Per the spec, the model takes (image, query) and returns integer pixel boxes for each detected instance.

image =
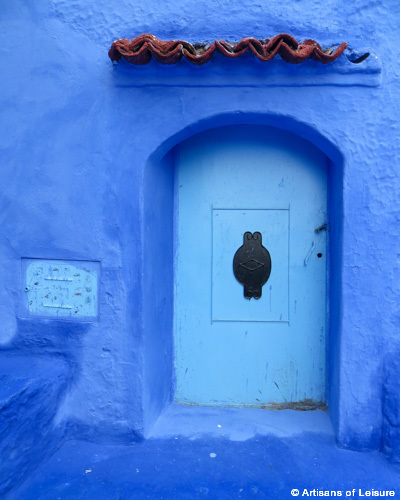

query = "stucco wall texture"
[1,0,400,458]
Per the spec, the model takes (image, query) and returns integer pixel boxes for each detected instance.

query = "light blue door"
[174,126,327,407]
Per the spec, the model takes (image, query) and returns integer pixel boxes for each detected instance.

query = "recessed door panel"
[174,126,327,407]
[212,209,289,322]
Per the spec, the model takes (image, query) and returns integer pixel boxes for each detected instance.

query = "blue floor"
[10,405,400,499]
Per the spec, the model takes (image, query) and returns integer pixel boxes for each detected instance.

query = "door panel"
[174,126,327,407]
[212,208,289,322]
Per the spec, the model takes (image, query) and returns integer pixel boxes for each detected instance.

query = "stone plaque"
[21,259,100,321]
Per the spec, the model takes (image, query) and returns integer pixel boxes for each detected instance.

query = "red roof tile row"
[108,33,347,66]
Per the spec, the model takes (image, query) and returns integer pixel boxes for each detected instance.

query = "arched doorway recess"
[142,118,343,433]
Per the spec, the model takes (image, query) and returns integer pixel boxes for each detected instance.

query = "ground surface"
[10,406,400,499]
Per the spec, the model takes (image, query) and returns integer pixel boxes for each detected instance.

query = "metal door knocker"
[233,232,271,299]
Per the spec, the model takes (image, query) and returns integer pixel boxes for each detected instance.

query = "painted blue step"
[0,355,69,496]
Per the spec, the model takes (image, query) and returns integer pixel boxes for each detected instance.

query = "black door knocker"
[233,232,271,299]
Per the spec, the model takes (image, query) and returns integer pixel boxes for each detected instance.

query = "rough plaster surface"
[0,355,69,496]
[0,0,400,476]
[11,435,400,499]
[382,353,400,462]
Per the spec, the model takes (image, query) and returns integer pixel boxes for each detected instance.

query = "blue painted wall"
[0,0,399,456]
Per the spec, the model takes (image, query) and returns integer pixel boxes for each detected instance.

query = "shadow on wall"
[382,351,400,463]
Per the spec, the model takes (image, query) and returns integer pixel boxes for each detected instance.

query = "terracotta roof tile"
[108,34,347,66]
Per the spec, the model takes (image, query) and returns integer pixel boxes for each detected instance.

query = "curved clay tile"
[108,34,347,66]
